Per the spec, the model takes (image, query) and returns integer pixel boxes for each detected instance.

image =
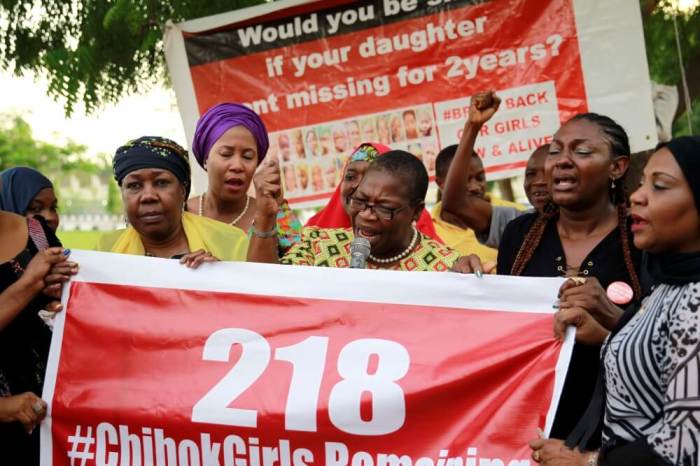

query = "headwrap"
[305,142,443,242]
[0,166,53,214]
[349,143,382,163]
[192,103,269,169]
[665,136,700,212]
[113,136,192,198]
[642,136,700,286]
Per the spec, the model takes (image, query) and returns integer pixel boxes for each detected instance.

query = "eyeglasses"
[348,196,409,221]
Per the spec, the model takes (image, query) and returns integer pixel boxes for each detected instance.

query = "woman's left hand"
[553,306,610,345]
[451,254,484,276]
[529,438,589,465]
[558,277,623,330]
[180,250,219,269]
[42,261,79,299]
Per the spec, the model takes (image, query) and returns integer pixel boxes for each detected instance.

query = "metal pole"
[673,12,694,135]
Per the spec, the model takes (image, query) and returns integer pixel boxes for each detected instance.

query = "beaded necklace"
[199,191,250,226]
[368,227,419,264]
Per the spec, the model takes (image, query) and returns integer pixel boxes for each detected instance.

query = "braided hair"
[510,113,642,300]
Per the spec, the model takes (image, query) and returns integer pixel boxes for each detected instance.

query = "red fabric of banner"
[189,0,585,131]
[48,280,563,466]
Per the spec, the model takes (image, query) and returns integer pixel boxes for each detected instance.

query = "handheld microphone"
[349,237,371,269]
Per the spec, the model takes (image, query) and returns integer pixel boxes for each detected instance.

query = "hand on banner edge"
[180,249,219,269]
[0,392,47,434]
[558,277,623,331]
[42,258,79,299]
[553,306,610,346]
[450,254,484,276]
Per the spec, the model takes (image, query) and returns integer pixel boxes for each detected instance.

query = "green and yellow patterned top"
[274,199,303,254]
[281,226,460,271]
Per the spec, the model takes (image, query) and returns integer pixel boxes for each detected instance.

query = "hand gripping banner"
[42,251,572,466]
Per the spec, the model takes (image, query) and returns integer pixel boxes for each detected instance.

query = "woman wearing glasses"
[249,150,461,271]
[305,142,440,241]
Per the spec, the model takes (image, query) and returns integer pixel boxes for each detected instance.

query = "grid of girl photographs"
[268,104,440,204]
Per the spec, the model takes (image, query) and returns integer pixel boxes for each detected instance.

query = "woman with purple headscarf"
[187,103,302,255]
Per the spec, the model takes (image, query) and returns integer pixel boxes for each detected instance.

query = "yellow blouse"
[96,211,248,261]
[431,197,526,264]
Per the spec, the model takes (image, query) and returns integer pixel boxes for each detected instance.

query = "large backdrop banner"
[165,0,657,207]
[42,251,571,466]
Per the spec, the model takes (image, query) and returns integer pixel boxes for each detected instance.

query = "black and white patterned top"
[602,282,699,465]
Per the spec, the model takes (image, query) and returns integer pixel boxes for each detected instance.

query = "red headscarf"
[306,143,442,242]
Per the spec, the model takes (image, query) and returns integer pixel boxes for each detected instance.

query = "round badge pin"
[607,281,633,305]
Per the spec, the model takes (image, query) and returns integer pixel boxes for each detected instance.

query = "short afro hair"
[366,150,428,203]
[435,145,481,180]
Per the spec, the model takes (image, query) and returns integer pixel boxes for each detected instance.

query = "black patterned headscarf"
[113,136,192,198]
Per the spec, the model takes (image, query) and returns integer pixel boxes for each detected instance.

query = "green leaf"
[0,0,267,114]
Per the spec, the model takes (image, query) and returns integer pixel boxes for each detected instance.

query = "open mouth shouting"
[354,223,383,249]
[225,177,246,193]
[552,173,578,193]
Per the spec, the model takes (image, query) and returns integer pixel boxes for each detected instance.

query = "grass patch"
[57,230,110,250]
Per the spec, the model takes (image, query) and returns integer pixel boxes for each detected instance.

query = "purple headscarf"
[192,103,269,169]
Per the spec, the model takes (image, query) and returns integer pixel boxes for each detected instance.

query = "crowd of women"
[0,91,698,466]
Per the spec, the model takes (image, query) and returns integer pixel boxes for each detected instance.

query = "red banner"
[172,0,585,205]
[42,251,571,466]
[189,0,584,127]
[166,0,657,206]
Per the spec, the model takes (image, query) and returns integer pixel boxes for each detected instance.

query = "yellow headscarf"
[97,211,248,261]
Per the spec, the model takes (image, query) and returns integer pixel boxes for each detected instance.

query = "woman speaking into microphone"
[248,150,475,272]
